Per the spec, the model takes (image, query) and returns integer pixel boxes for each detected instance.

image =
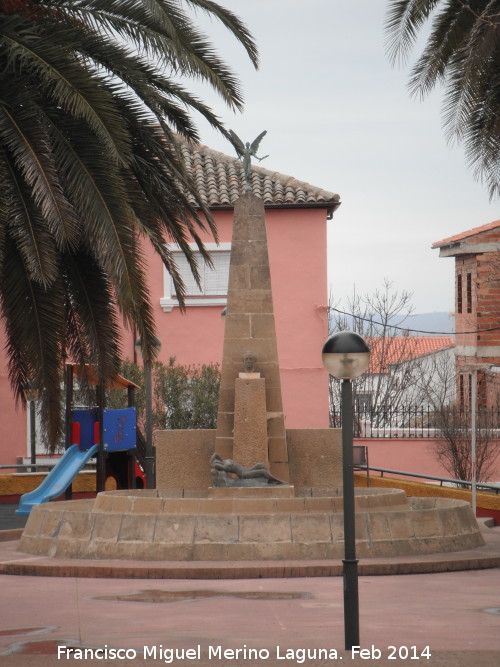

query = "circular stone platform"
[17,487,484,562]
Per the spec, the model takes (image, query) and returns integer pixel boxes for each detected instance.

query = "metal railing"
[361,464,500,494]
[0,461,96,472]
[1,430,148,477]
[330,404,500,439]
[0,463,57,472]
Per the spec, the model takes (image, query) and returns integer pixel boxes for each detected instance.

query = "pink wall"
[0,326,27,466]
[360,437,500,483]
[267,209,330,429]
[124,207,331,430]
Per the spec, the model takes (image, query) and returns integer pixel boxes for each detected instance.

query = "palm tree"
[0,0,257,445]
[385,0,500,199]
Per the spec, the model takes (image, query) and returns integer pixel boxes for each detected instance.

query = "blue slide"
[16,444,98,515]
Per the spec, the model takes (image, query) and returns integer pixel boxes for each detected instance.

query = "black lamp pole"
[144,357,154,489]
[341,377,359,650]
[135,336,161,490]
[23,383,38,473]
[29,399,36,473]
[322,330,370,652]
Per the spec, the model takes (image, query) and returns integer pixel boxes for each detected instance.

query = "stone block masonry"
[215,192,289,480]
[18,490,484,561]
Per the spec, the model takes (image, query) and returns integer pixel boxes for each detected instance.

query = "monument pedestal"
[233,375,268,467]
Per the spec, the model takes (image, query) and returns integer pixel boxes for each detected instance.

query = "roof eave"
[196,200,341,218]
[434,241,500,257]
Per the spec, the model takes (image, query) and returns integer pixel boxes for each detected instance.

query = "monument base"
[155,428,343,492]
[18,487,484,561]
[208,486,294,498]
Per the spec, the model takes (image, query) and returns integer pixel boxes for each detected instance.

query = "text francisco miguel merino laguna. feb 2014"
[57,644,433,662]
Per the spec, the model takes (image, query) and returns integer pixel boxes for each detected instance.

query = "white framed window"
[160,243,231,312]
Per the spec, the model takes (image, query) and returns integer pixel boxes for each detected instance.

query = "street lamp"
[135,335,161,489]
[23,383,39,473]
[322,331,370,651]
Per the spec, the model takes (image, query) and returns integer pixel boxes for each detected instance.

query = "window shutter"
[205,252,230,295]
[174,253,203,296]
[171,250,230,297]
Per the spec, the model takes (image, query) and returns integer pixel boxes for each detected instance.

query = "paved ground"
[0,568,499,666]
[0,505,499,666]
[0,504,27,531]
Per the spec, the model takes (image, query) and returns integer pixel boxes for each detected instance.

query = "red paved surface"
[0,525,499,666]
[0,570,499,665]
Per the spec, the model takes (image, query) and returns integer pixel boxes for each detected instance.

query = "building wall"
[455,250,500,357]
[0,206,331,465]
[454,236,500,408]
[0,325,26,465]
[361,347,456,408]
[454,254,477,350]
[361,437,500,483]
[476,250,500,357]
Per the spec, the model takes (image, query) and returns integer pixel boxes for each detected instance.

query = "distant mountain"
[329,311,455,336]
[404,312,455,335]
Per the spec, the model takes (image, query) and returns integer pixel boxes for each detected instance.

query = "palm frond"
[0,0,258,444]
[0,235,65,446]
[0,101,80,251]
[1,16,133,166]
[2,153,59,287]
[62,0,258,110]
[385,0,442,65]
[62,250,122,381]
[385,0,500,199]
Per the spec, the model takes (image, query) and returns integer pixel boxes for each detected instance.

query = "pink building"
[0,141,340,466]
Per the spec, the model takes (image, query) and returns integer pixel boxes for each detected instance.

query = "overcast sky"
[188,0,498,315]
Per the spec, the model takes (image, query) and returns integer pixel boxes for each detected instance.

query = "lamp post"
[471,368,477,517]
[23,383,38,473]
[135,336,161,489]
[462,364,488,517]
[322,331,370,651]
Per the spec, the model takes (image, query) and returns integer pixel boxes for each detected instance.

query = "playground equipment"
[15,444,99,515]
[16,364,145,515]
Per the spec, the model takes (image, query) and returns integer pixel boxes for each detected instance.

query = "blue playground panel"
[103,407,136,452]
[72,407,136,452]
[72,408,98,451]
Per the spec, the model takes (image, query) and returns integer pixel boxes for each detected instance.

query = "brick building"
[433,220,500,407]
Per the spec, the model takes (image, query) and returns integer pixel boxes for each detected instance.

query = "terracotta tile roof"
[367,336,455,374]
[178,140,341,216]
[432,220,500,248]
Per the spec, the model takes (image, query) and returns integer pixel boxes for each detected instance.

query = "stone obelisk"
[215,192,289,482]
